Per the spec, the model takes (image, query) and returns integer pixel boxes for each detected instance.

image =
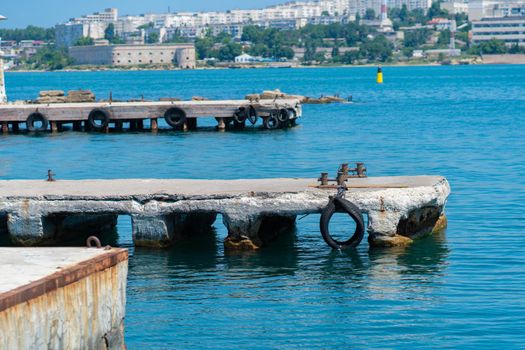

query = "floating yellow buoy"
[376,67,383,84]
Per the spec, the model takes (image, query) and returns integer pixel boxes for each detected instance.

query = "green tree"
[146,32,159,44]
[404,29,431,48]
[427,1,449,19]
[0,26,55,42]
[217,42,242,61]
[437,29,451,47]
[74,36,94,46]
[27,46,73,70]
[360,35,393,62]
[478,39,507,54]
[364,8,376,20]
[104,24,115,41]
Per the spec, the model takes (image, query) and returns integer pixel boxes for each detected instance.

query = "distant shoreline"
[5,58,524,73]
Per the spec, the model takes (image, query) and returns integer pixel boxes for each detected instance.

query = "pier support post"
[115,121,123,131]
[151,118,158,132]
[367,205,447,247]
[223,213,263,250]
[7,214,54,246]
[11,122,19,132]
[132,215,175,248]
[51,121,58,133]
[182,121,188,132]
[2,122,8,134]
[216,118,226,131]
[73,121,82,131]
[132,212,218,248]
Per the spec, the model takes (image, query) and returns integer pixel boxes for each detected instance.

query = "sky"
[0,0,287,28]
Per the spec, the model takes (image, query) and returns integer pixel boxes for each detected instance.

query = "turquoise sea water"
[1,65,525,348]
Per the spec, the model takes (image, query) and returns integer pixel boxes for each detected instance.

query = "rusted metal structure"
[0,98,302,133]
[0,246,128,349]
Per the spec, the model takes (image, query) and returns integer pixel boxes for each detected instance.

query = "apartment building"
[471,16,525,46]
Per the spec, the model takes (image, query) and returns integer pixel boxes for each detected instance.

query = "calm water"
[1,66,525,348]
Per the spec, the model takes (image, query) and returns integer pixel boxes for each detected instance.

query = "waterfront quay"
[0,176,450,249]
[0,98,302,133]
[0,247,128,349]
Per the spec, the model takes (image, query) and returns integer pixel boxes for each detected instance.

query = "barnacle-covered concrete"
[0,176,450,249]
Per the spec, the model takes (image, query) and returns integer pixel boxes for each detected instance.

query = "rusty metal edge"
[0,248,128,313]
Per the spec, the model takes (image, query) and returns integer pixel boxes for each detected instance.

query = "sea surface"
[1,65,525,349]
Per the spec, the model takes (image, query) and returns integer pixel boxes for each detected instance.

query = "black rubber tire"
[320,197,365,250]
[87,108,110,130]
[247,106,259,125]
[263,114,281,129]
[26,112,49,132]
[233,107,248,123]
[164,107,187,128]
[277,108,291,123]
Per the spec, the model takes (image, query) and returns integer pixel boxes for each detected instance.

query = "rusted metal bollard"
[357,162,367,177]
[47,170,56,182]
[319,172,329,186]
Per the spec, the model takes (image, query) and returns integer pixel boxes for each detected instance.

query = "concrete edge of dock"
[0,248,129,349]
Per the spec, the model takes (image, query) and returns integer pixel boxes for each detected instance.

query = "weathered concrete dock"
[0,98,301,133]
[0,247,128,349]
[0,176,450,249]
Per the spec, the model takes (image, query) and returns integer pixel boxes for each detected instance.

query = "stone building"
[68,44,196,68]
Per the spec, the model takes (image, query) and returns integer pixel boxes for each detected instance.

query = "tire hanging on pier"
[233,107,248,123]
[263,113,281,130]
[320,197,365,250]
[164,107,187,129]
[26,112,49,132]
[277,108,291,123]
[247,105,259,125]
[87,108,111,130]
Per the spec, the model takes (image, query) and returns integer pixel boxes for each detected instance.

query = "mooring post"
[151,118,158,132]
[217,118,226,131]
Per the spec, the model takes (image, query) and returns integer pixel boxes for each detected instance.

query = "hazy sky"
[0,0,287,28]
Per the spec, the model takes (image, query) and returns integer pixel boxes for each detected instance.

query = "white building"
[440,1,469,14]
[471,16,525,46]
[56,8,118,47]
[469,0,525,21]
[235,53,255,63]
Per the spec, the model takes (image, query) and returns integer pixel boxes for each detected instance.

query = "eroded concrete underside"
[0,176,450,249]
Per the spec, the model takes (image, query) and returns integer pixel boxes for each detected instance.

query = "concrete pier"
[0,247,128,349]
[0,176,450,249]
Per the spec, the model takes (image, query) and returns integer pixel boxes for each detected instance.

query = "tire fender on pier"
[164,107,187,128]
[320,197,365,250]
[87,108,111,130]
[263,113,281,130]
[26,112,49,132]
[233,107,248,123]
[277,108,291,123]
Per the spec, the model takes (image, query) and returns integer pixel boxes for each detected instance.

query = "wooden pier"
[0,98,302,133]
[0,176,450,249]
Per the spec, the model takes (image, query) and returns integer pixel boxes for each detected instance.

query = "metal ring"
[86,236,102,248]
